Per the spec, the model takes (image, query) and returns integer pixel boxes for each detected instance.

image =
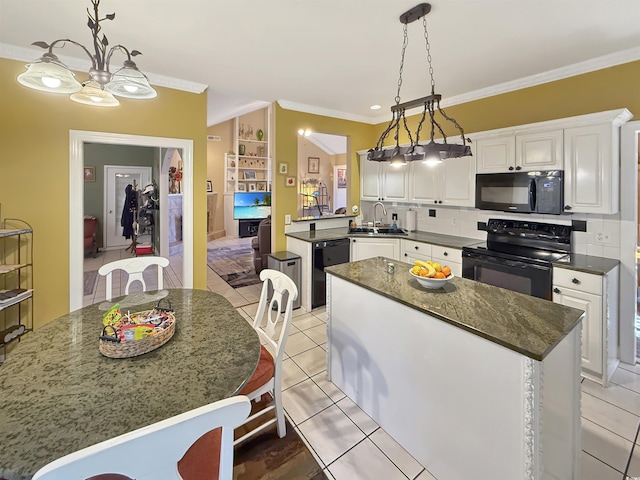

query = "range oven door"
[462,250,552,300]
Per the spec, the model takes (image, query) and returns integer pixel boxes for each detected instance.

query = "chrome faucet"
[373,202,387,229]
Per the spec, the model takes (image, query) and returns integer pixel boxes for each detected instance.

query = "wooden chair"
[98,256,169,301]
[234,269,298,445]
[32,396,251,480]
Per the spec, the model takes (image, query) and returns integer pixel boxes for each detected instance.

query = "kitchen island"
[325,257,584,480]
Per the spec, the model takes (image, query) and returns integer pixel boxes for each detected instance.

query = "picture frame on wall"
[337,168,347,188]
[308,156,319,174]
[279,162,288,175]
[244,170,256,180]
[257,182,266,192]
[238,183,246,191]
[206,180,213,193]
[285,177,296,187]
[84,166,96,182]
[249,183,257,192]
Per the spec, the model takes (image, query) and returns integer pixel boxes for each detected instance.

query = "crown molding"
[368,46,640,125]
[277,100,374,125]
[0,43,207,94]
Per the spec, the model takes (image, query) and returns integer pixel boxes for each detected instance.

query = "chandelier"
[367,3,471,166]
[17,0,157,107]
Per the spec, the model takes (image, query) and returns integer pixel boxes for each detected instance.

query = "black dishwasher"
[312,238,350,309]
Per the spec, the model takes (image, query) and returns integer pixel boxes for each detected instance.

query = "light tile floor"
[84,238,640,480]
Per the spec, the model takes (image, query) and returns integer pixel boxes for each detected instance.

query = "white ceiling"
[1,1,640,127]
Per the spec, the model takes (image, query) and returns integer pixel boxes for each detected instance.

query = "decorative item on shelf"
[257,182,266,192]
[244,170,256,180]
[238,183,246,191]
[230,159,235,167]
[16,0,156,107]
[247,124,254,139]
[168,166,182,194]
[308,156,320,174]
[257,145,265,157]
[286,177,296,187]
[367,3,471,166]
[239,123,245,139]
[239,144,246,155]
[256,129,264,141]
[279,162,288,175]
[249,183,257,192]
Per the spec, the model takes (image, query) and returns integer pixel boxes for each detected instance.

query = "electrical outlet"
[594,231,611,244]
[451,217,457,226]
[284,214,291,225]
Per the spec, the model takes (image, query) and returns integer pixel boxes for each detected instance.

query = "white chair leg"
[274,387,286,438]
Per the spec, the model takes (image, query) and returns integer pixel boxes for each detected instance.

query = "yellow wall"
[273,104,375,250]
[207,119,234,237]
[0,57,208,328]
[376,60,640,145]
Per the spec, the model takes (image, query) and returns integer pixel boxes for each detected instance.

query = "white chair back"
[98,256,169,300]
[32,396,250,480]
[234,269,298,445]
[253,269,299,366]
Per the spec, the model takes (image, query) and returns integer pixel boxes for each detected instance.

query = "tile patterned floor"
[84,239,640,480]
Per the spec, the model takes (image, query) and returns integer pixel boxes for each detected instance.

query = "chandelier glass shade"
[16,0,156,106]
[367,3,471,165]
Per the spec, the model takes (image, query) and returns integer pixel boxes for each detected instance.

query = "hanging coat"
[121,184,137,239]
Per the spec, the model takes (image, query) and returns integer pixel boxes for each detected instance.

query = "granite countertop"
[553,253,619,275]
[286,227,480,249]
[326,257,584,361]
[0,289,260,480]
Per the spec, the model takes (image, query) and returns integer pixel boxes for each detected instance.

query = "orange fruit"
[441,266,451,277]
[434,272,445,279]
[419,268,430,277]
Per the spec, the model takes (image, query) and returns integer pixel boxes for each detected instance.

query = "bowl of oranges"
[409,260,454,289]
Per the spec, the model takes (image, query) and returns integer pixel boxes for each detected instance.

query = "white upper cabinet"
[360,154,408,202]
[475,135,516,173]
[516,129,563,171]
[476,129,562,173]
[409,154,475,207]
[563,123,617,214]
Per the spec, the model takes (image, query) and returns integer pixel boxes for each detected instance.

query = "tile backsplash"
[361,200,622,260]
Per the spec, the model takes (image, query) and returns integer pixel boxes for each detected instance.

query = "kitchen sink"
[348,227,408,235]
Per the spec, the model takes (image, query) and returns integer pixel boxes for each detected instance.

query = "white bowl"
[409,268,454,289]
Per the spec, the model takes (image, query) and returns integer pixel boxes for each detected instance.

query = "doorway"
[104,166,152,249]
[70,131,194,312]
[297,133,348,217]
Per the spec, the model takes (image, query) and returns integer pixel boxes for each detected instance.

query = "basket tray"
[99,309,176,359]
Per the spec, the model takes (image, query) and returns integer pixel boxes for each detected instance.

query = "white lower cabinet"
[552,265,619,386]
[350,237,400,262]
[400,240,462,277]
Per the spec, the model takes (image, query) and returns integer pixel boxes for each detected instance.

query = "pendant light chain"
[395,22,409,105]
[423,16,435,94]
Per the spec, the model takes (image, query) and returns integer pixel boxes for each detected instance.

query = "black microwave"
[475,170,564,214]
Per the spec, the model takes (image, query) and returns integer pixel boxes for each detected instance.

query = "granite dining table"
[0,288,260,480]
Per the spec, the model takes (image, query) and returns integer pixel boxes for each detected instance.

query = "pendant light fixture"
[17,0,157,106]
[367,3,471,165]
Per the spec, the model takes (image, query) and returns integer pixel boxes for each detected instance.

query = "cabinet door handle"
[564,205,572,211]
[443,252,448,256]
[414,246,419,250]
[352,239,356,243]
[508,166,514,171]
[553,287,561,294]
[404,253,408,257]
[571,278,580,284]
[515,166,521,171]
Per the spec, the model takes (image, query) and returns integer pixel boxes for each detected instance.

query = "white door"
[104,166,152,249]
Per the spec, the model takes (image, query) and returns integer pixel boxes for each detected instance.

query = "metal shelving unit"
[0,214,33,363]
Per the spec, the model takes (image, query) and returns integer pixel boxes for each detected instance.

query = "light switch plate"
[284,214,291,225]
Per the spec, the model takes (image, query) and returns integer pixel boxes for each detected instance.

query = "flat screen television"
[233,191,271,220]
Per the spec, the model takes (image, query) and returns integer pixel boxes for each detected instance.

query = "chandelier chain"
[423,16,435,92]
[395,22,409,105]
